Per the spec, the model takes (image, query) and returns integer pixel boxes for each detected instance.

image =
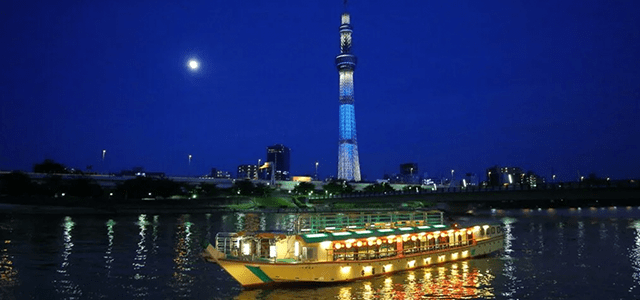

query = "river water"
[1,206,640,299]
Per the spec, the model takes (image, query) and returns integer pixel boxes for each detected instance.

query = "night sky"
[1,0,639,181]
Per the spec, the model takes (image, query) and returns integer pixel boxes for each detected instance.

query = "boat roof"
[300,224,451,243]
[296,210,445,234]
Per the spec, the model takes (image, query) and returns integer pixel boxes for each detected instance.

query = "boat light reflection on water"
[333,261,496,300]
[54,216,81,297]
[174,215,194,273]
[133,214,148,271]
[631,221,640,293]
[105,219,115,276]
[501,217,517,299]
[0,228,17,287]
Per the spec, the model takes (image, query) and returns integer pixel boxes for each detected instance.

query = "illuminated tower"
[336,5,361,181]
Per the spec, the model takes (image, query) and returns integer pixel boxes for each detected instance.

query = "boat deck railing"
[296,210,444,233]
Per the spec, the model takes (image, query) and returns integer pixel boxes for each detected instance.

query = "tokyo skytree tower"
[335,3,361,182]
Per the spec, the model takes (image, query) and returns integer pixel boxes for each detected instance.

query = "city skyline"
[1,1,639,181]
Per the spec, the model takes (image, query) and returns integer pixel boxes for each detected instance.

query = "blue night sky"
[1,0,639,181]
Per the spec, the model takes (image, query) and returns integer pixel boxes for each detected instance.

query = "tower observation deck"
[336,9,361,182]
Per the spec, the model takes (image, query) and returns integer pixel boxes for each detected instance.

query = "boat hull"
[210,235,503,287]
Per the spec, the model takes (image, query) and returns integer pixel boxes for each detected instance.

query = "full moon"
[188,60,199,70]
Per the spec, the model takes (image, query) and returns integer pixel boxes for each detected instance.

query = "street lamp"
[410,167,414,184]
[101,149,107,175]
[315,161,319,180]
[187,154,193,177]
[257,159,262,180]
[451,169,455,187]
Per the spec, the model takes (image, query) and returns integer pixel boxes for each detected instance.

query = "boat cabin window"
[403,239,419,254]
[302,247,317,261]
[259,239,270,258]
[379,241,397,258]
[269,245,276,258]
[332,239,399,261]
[333,246,347,261]
[438,235,450,248]
[427,236,436,250]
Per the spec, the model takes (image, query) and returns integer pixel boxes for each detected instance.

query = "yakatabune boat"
[203,210,503,287]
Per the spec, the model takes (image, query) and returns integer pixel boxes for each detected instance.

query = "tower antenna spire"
[343,0,348,11]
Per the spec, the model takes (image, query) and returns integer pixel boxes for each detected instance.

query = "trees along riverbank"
[0,160,430,211]
[0,172,430,212]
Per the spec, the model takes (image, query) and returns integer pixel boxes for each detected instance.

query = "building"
[486,166,524,186]
[485,166,546,188]
[210,168,231,179]
[463,173,478,187]
[524,171,545,188]
[237,164,258,180]
[266,144,290,181]
[399,163,419,184]
[336,7,362,182]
